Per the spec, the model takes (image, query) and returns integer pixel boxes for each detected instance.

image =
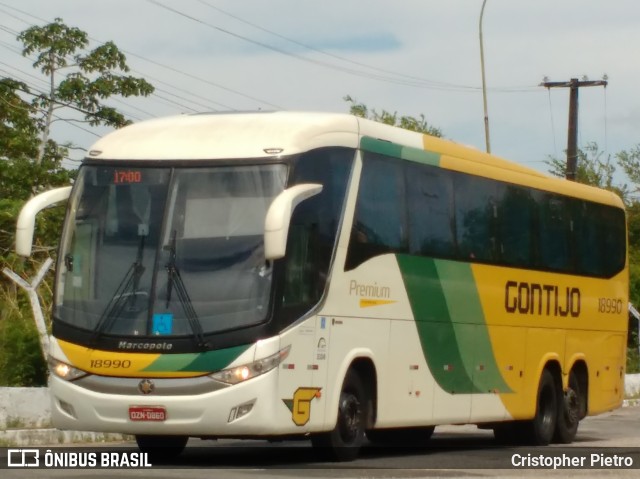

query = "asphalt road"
[3,406,639,479]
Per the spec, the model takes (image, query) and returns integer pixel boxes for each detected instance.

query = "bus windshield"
[55,163,287,338]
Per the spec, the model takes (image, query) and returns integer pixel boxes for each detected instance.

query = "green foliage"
[18,18,154,163]
[344,95,443,137]
[0,79,39,161]
[616,145,640,187]
[0,18,155,386]
[545,142,629,202]
[628,346,639,374]
[0,285,47,386]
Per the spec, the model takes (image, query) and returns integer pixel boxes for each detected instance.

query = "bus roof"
[86,111,624,209]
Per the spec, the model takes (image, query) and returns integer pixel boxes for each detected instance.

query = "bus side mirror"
[264,183,323,260]
[15,186,73,257]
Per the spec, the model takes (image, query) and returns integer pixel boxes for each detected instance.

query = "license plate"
[129,406,166,421]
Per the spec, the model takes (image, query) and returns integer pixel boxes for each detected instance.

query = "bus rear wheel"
[135,435,188,461]
[554,371,581,443]
[522,369,558,445]
[311,370,367,461]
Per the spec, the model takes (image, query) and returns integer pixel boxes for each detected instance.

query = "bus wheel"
[135,435,188,461]
[554,371,581,443]
[523,369,558,445]
[311,370,367,461]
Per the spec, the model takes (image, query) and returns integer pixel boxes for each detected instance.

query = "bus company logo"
[7,449,39,468]
[504,280,581,317]
[138,379,155,395]
[282,387,322,426]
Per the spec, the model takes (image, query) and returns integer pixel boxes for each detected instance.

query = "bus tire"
[311,369,367,461]
[522,369,558,445]
[554,371,581,444]
[135,435,188,461]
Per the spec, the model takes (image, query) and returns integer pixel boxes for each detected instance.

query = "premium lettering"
[504,280,580,317]
[349,280,390,298]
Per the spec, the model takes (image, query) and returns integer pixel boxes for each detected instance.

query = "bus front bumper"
[49,371,293,437]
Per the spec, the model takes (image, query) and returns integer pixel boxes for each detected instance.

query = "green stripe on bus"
[360,136,403,158]
[397,255,511,394]
[360,136,440,166]
[142,344,251,372]
[401,146,440,166]
[435,261,511,393]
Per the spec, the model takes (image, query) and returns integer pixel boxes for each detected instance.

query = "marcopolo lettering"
[118,341,173,351]
[505,280,580,317]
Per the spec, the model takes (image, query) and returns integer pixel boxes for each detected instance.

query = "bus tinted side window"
[405,163,455,258]
[344,148,625,278]
[498,185,535,267]
[345,153,407,270]
[538,194,572,272]
[454,174,499,262]
[282,147,355,309]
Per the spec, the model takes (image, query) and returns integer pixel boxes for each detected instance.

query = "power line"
[148,0,483,92]
[0,4,280,110]
[173,0,539,94]
[196,0,476,92]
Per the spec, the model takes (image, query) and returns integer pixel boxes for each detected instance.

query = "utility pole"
[540,77,607,181]
[479,0,491,154]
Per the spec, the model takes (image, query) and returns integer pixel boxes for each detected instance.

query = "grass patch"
[628,347,640,374]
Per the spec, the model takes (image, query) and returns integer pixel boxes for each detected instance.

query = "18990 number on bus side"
[598,297,624,314]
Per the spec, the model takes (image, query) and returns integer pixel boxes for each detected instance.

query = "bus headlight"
[210,345,290,385]
[48,356,88,381]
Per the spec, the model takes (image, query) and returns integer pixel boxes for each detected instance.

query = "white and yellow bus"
[17,112,627,460]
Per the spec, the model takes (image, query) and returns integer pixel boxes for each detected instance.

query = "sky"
[0,0,638,176]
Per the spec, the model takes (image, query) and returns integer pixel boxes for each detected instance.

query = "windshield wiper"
[165,230,208,349]
[92,234,147,344]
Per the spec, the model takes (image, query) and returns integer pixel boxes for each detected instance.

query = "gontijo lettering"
[505,280,580,317]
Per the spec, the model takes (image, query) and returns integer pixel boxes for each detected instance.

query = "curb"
[0,429,129,447]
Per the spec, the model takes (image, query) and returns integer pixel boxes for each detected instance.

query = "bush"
[628,347,640,374]
[0,302,47,387]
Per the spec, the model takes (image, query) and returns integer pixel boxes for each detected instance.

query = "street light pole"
[479,0,491,154]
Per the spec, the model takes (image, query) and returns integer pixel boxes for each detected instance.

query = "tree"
[18,18,154,164]
[616,145,640,191]
[0,19,156,386]
[545,142,629,203]
[344,95,443,137]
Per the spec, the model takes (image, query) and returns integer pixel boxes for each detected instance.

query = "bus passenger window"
[454,175,498,262]
[406,164,455,258]
[538,195,571,272]
[345,154,407,270]
[498,186,534,267]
